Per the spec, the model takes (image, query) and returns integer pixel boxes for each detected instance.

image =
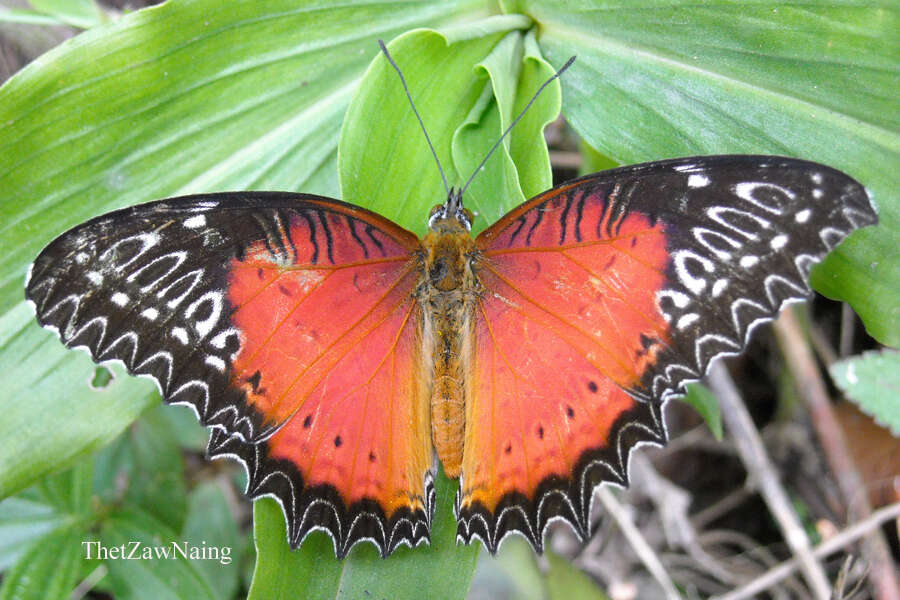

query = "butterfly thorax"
[418,211,480,478]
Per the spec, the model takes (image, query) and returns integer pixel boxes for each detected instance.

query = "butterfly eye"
[428,204,446,228]
[456,207,474,231]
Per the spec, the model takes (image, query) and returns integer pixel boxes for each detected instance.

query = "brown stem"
[774,307,899,600]
[708,361,833,598]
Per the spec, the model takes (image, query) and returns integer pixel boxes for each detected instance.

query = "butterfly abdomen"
[419,228,479,478]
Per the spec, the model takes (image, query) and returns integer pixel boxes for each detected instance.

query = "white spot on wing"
[795,209,811,223]
[184,215,207,229]
[770,234,788,250]
[141,307,159,321]
[111,292,129,306]
[171,327,189,345]
[87,271,103,285]
[677,313,700,330]
[205,355,226,372]
[687,174,710,188]
[712,278,728,297]
[739,255,759,268]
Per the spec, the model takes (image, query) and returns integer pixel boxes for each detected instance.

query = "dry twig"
[775,307,900,600]
[708,361,833,598]
[712,502,900,600]
[595,485,681,599]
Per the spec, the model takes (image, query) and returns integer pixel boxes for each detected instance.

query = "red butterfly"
[26,48,877,558]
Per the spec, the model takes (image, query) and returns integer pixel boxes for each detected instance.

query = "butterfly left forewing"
[27,193,435,557]
[460,156,876,552]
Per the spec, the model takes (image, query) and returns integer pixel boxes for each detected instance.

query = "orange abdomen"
[431,372,466,477]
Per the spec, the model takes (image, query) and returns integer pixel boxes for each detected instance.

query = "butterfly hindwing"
[26,192,435,556]
[458,155,876,551]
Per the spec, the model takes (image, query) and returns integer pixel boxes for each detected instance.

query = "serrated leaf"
[830,349,900,437]
[528,0,899,346]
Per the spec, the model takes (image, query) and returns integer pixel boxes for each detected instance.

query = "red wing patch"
[25,192,434,557]
[222,205,433,556]
[460,184,671,551]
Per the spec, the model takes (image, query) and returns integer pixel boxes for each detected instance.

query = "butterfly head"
[428,187,473,233]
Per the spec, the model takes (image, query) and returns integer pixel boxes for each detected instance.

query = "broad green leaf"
[28,0,104,29]
[249,470,479,600]
[449,28,560,223]
[100,508,217,600]
[0,302,157,497]
[182,483,243,599]
[248,499,342,600]
[0,0,487,497]
[161,403,212,452]
[452,31,529,219]
[0,7,68,25]
[830,349,900,437]
[125,406,188,532]
[472,537,544,600]
[0,497,67,572]
[546,550,609,600]
[527,1,899,346]
[682,383,724,441]
[578,139,618,175]
[339,15,533,234]
[0,526,84,600]
[34,451,93,515]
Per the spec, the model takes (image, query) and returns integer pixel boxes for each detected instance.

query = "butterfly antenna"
[459,56,576,198]
[378,39,451,198]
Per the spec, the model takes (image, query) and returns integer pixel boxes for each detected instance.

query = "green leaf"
[0,7,68,26]
[34,451,93,515]
[830,349,900,437]
[0,0,486,498]
[528,1,900,346]
[28,0,104,29]
[100,508,217,600]
[250,469,479,600]
[182,483,243,599]
[339,15,536,234]
[0,302,157,498]
[682,383,724,441]
[546,550,609,600]
[472,537,544,600]
[248,499,342,600]
[125,406,188,532]
[0,526,84,600]
[160,404,212,452]
[0,497,67,572]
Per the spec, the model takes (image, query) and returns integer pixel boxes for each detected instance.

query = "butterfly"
[26,154,877,558]
[25,47,878,558]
